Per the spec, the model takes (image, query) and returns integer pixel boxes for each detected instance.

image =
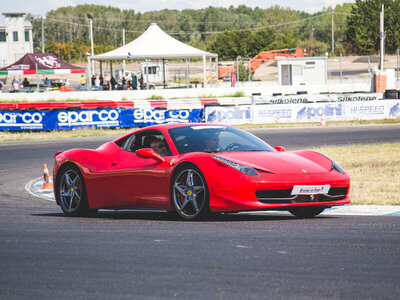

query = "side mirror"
[274,146,286,152]
[136,148,165,163]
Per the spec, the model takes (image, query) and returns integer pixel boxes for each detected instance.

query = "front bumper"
[207,170,350,212]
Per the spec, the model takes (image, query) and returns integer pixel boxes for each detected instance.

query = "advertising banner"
[0,108,202,131]
[203,105,252,125]
[253,93,383,105]
[204,100,400,125]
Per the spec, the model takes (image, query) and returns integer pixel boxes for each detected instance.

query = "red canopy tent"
[0,53,85,75]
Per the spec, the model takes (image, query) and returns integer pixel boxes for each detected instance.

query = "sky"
[0,0,355,18]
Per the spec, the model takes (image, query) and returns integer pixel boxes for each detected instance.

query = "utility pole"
[380,4,385,71]
[41,17,44,53]
[87,13,95,74]
[331,12,334,54]
[122,27,126,76]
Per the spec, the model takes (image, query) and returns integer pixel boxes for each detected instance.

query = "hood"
[217,151,329,174]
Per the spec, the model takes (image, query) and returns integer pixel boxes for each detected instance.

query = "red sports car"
[53,123,350,220]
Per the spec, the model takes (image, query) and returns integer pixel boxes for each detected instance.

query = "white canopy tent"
[91,23,218,88]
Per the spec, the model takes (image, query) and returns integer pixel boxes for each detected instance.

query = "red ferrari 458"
[53,123,350,220]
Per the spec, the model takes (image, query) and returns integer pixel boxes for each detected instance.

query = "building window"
[0,31,6,42]
[13,31,18,42]
[25,30,29,42]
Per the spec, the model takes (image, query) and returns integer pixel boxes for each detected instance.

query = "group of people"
[80,73,144,91]
[112,73,144,90]
[10,77,31,92]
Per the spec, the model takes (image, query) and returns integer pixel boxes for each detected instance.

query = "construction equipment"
[246,48,308,73]
[218,62,236,81]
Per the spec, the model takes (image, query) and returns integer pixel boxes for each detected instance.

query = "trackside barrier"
[204,100,400,124]
[0,93,384,111]
[0,108,203,131]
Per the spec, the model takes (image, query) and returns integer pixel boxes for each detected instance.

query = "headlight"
[331,160,345,174]
[213,156,259,177]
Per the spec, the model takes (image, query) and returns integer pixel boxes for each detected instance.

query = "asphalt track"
[1,124,400,299]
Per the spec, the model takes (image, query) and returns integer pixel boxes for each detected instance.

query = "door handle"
[111,161,118,166]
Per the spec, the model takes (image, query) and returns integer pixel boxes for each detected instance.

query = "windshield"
[168,125,274,154]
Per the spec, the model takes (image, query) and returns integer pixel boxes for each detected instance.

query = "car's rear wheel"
[289,206,325,218]
[57,165,94,217]
[172,165,209,220]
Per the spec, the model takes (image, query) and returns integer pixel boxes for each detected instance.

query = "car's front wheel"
[289,206,325,218]
[172,165,210,220]
[56,165,94,217]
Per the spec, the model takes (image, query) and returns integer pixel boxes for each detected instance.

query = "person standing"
[22,78,30,87]
[132,73,137,90]
[44,77,51,86]
[231,72,236,87]
[139,73,144,90]
[80,75,86,86]
[94,76,100,87]
[12,77,19,92]
[110,76,117,90]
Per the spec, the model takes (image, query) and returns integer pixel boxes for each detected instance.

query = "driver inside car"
[204,133,220,152]
[150,138,168,156]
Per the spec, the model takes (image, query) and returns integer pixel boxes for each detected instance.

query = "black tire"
[56,165,94,217]
[289,206,325,218]
[171,165,210,220]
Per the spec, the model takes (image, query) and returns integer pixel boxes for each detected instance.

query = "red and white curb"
[26,177,400,216]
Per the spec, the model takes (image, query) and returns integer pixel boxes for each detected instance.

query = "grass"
[148,95,164,100]
[310,142,400,206]
[237,118,400,129]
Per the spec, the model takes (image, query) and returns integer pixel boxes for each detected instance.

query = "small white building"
[277,56,327,85]
[141,61,169,83]
[0,13,33,66]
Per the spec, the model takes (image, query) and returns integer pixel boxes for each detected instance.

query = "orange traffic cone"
[42,163,53,190]
[320,113,326,126]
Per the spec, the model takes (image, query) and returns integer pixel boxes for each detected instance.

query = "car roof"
[113,123,228,143]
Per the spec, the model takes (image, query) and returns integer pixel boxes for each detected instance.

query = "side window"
[122,130,171,156]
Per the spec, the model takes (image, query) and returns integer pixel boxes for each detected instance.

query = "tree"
[346,0,400,54]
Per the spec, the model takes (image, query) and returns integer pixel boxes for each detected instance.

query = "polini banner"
[0,108,203,131]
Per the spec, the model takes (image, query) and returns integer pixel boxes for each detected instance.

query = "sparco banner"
[0,108,202,131]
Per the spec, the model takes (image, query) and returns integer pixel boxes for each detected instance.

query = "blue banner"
[0,108,203,131]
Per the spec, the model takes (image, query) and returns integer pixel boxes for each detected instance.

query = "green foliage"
[148,95,164,100]
[346,0,400,54]
[298,40,328,56]
[238,63,252,81]
[25,2,400,60]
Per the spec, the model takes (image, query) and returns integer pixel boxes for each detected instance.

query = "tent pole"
[202,55,206,88]
[88,57,92,91]
[145,59,149,90]
[209,57,212,88]
[110,60,113,90]
[100,61,102,76]
[163,59,166,89]
[216,56,219,86]
[186,59,189,88]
